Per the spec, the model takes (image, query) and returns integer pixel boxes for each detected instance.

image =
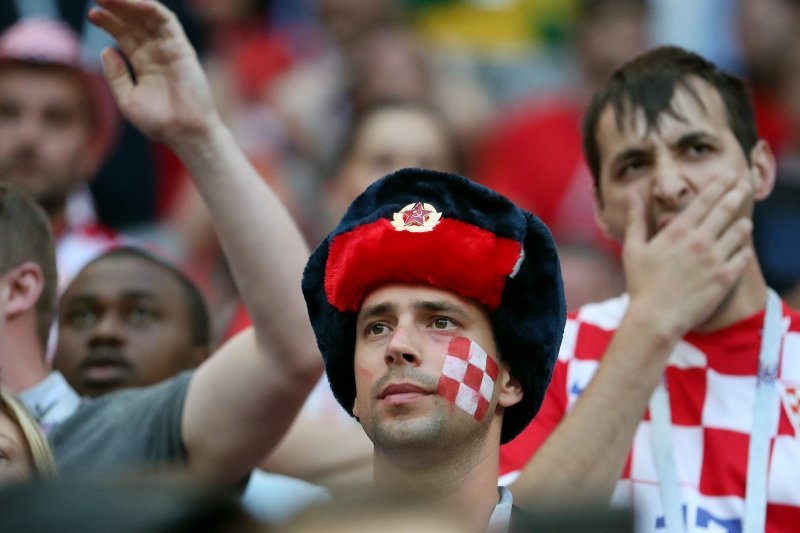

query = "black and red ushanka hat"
[302,168,566,443]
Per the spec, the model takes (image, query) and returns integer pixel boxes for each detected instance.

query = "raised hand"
[622,172,754,338]
[89,0,219,144]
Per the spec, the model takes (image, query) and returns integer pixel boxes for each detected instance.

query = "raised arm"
[511,173,754,508]
[90,0,322,483]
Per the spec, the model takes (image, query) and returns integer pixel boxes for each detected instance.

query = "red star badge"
[391,202,442,232]
[402,202,432,227]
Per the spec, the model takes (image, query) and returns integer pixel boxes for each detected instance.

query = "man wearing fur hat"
[302,168,567,531]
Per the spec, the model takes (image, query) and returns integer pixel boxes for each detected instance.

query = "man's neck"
[373,442,502,531]
[0,323,49,394]
[693,255,769,334]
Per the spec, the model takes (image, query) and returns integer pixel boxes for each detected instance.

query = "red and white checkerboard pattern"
[783,385,800,436]
[438,336,499,421]
[499,294,800,532]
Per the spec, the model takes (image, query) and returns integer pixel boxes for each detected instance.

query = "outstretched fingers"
[90,0,178,58]
[88,6,140,53]
[94,0,172,36]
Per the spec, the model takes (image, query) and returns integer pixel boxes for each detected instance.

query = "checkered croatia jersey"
[499,294,800,533]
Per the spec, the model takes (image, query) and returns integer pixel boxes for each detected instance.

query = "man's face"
[352,284,505,452]
[54,255,203,397]
[594,79,770,242]
[0,64,93,213]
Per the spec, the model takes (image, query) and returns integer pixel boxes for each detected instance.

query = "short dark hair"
[582,46,759,196]
[0,183,57,351]
[81,246,211,349]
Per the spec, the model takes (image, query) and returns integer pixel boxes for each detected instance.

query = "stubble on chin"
[365,397,452,451]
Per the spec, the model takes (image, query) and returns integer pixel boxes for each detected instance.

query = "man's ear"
[2,262,44,319]
[496,364,523,409]
[749,139,777,201]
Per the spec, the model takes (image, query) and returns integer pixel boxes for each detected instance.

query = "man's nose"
[88,313,125,344]
[384,324,422,367]
[652,158,690,209]
[16,114,44,145]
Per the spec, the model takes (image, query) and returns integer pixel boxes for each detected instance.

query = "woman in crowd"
[0,390,58,485]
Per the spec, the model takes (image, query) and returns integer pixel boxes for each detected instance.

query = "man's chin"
[77,369,134,398]
[369,415,444,449]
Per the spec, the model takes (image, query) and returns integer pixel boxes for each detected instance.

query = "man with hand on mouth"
[302,168,567,531]
[504,46,800,532]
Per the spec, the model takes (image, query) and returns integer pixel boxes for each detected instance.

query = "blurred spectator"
[53,246,211,398]
[49,243,367,524]
[270,2,489,199]
[0,18,118,290]
[0,390,58,485]
[0,475,267,533]
[473,0,648,248]
[279,490,472,533]
[0,0,206,233]
[4,0,323,489]
[752,30,800,309]
[405,0,579,104]
[736,0,800,155]
[318,99,463,240]
[161,0,315,343]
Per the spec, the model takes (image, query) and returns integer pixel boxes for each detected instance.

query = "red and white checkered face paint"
[438,336,499,421]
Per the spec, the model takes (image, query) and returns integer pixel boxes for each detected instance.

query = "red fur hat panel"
[325,216,523,313]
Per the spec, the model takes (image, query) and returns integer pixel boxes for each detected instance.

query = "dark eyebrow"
[413,300,467,318]
[356,302,397,325]
[119,291,160,302]
[65,291,159,306]
[674,130,716,148]
[611,147,650,168]
[356,299,469,325]
[62,294,98,307]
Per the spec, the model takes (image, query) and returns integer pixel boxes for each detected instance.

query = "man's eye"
[127,307,156,326]
[43,108,76,130]
[431,317,456,330]
[687,143,713,156]
[618,159,647,178]
[67,309,97,329]
[366,323,390,336]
